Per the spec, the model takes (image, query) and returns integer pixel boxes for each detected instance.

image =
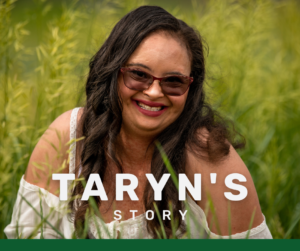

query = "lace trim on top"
[69,107,81,175]
[88,212,148,239]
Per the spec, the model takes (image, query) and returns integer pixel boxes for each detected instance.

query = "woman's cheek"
[170,97,187,115]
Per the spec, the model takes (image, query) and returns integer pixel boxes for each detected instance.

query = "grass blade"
[153,202,167,239]
[20,194,65,239]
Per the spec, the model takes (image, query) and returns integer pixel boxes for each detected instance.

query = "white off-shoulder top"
[4,107,273,239]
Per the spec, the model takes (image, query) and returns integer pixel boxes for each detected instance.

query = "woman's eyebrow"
[127,63,152,71]
[165,71,184,76]
[126,63,185,76]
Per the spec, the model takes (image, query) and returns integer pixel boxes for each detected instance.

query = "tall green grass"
[0,0,299,238]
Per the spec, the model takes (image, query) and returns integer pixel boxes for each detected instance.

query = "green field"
[0,0,300,239]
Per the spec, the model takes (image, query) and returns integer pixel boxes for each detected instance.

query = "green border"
[1,240,299,251]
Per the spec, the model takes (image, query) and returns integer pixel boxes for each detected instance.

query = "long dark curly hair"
[69,5,244,238]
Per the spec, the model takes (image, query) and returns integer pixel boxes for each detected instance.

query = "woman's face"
[118,31,191,137]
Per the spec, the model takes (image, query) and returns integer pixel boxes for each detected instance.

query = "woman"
[5,6,272,239]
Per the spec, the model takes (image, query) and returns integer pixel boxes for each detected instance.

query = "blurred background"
[0,0,299,239]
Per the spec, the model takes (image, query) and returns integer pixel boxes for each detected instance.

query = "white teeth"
[137,102,162,111]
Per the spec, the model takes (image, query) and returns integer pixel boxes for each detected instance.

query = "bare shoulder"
[185,127,264,236]
[24,108,84,196]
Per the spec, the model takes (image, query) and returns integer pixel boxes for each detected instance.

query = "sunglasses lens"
[121,68,191,96]
[161,76,189,96]
[123,70,151,91]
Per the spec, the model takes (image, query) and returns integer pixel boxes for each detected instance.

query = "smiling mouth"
[136,101,164,111]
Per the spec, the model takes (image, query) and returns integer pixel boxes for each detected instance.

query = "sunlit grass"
[0,0,299,239]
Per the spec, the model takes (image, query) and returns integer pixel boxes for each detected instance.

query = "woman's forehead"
[126,32,191,75]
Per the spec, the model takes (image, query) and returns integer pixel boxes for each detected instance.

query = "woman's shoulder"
[185,126,264,236]
[24,108,84,196]
[185,126,251,182]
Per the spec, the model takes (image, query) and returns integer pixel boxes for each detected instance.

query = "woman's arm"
[5,110,78,239]
[24,110,73,195]
[185,128,265,237]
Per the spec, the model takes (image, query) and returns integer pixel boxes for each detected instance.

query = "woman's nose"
[142,80,164,98]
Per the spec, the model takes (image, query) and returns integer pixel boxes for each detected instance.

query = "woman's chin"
[133,122,167,135]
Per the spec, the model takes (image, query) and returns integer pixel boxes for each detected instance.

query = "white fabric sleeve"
[186,195,273,239]
[207,215,273,239]
[4,176,73,239]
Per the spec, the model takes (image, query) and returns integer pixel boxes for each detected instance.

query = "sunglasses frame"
[120,67,194,96]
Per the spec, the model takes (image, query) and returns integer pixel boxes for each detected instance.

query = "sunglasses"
[120,67,193,96]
